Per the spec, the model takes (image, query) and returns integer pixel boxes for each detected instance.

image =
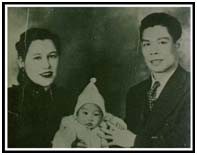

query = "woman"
[8,28,73,148]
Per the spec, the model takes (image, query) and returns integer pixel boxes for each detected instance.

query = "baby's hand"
[71,138,87,148]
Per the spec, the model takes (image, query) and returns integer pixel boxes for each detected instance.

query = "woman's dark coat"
[8,81,74,148]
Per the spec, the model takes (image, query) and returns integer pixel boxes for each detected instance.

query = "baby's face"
[77,103,103,130]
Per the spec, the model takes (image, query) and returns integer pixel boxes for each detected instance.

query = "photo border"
[2,2,195,153]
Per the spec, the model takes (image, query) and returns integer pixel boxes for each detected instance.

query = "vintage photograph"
[4,3,193,152]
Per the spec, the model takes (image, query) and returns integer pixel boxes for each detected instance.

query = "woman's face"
[23,39,59,87]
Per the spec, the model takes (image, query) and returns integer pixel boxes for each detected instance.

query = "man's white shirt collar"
[151,66,178,98]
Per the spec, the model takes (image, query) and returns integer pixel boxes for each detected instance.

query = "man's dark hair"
[16,27,60,60]
[140,12,182,42]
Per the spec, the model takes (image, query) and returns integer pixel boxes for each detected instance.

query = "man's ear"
[175,39,181,49]
[17,56,25,68]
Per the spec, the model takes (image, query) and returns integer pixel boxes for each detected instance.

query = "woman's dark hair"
[139,12,182,42]
[16,27,60,60]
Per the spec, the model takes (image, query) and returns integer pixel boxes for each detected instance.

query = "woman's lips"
[40,71,53,78]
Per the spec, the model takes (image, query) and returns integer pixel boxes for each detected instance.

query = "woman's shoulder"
[52,85,69,99]
[8,85,22,103]
[8,85,22,115]
[8,85,21,95]
[52,85,76,114]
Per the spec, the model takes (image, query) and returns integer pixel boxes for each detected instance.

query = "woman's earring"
[18,56,25,68]
[22,67,25,75]
[21,67,25,80]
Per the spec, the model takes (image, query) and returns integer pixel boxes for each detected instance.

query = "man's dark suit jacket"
[125,66,190,148]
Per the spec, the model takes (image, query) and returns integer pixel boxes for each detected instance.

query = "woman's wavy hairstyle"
[16,27,60,61]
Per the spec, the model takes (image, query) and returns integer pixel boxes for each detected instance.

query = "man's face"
[141,25,178,73]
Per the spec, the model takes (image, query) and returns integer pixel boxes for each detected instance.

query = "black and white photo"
[3,3,194,152]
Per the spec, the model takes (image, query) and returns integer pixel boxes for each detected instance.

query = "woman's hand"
[98,122,136,148]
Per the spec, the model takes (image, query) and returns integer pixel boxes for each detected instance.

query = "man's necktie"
[147,81,160,111]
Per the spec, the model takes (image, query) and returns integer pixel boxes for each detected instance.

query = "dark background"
[8,7,191,118]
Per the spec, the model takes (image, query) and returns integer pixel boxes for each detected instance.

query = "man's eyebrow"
[49,51,58,54]
[142,37,170,42]
[158,37,170,40]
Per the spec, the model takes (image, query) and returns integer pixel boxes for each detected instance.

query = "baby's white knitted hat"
[74,77,105,116]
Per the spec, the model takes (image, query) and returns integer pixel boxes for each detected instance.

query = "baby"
[52,78,127,148]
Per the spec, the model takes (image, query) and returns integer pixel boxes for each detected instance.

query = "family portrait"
[5,3,193,151]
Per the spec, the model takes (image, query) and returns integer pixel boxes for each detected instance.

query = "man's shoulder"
[184,69,190,86]
[133,79,150,88]
[172,66,190,90]
[127,78,150,94]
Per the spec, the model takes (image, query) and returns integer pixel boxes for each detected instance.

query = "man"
[100,12,190,148]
